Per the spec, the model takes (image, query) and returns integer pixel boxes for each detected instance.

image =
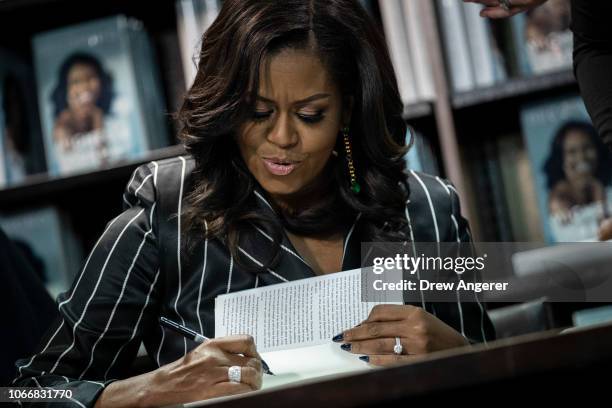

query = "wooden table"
[184,323,612,407]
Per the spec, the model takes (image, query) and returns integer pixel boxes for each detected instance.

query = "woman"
[51,52,113,154]
[13,0,494,406]
[544,121,612,222]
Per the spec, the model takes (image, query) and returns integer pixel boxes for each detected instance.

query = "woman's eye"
[251,109,325,123]
[252,110,272,121]
[297,110,325,124]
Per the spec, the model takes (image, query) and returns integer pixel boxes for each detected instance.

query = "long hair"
[51,52,114,118]
[179,0,410,273]
[543,120,612,190]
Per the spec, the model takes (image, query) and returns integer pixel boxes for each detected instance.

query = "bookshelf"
[452,69,577,109]
[0,144,185,206]
[0,0,586,251]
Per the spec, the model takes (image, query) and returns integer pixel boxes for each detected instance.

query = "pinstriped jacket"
[13,155,495,407]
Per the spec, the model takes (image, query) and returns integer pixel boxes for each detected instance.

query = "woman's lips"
[262,158,300,176]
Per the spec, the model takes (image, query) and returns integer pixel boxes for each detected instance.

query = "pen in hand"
[159,316,274,375]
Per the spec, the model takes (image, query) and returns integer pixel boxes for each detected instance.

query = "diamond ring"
[228,365,241,383]
[393,337,403,355]
[499,0,512,12]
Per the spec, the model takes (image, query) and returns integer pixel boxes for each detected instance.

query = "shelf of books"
[1,0,607,298]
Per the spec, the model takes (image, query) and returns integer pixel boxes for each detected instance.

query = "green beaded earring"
[342,126,361,194]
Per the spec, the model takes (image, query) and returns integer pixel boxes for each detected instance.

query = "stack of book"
[31,15,169,178]
[520,95,612,242]
[465,93,611,243]
[435,0,572,93]
[509,0,573,76]
[436,0,507,93]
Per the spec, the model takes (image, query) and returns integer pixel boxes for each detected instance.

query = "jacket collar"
[246,186,362,284]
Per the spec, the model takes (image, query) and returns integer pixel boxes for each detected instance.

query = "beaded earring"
[342,126,361,194]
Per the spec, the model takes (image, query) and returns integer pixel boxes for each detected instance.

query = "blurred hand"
[335,305,469,366]
[598,218,612,241]
[463,0,549,19]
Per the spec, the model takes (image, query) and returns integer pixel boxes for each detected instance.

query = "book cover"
[509,0,572,76]
[32,16,166,176]
[520,95,612,242]
[0,207,83,299]
[0,49,46,186]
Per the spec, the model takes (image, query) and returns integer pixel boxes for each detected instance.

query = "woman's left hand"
[335,304,470,366]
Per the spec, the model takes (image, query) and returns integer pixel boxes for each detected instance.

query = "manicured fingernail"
[359,355,369,363]
[340,343,352,352]
[332,333,344,342]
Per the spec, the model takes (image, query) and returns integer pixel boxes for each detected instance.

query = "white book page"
[215,268,401,353]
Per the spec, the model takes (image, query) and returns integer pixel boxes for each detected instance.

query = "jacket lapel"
[248,187,364,284]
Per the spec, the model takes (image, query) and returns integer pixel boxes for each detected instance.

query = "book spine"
[0,87,6,187]
[401,0,436,101]
[484,138,514,241]
[498,133,545,241]
[436,0,475,92]
[461,2,496,88]
[176,0,201,88]
[378,0,419,104]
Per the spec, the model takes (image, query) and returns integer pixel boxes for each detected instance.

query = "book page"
[214,268,400,352]
[260,343,372,390]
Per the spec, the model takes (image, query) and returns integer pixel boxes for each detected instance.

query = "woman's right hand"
[95,334,263,408]
[148,334,263,406]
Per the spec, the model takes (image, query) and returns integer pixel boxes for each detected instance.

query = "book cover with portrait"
[509,0,572,76]
[32,16,169,176]
[0,207,84,299]
[0,49,46,187]
[520,95,612,242]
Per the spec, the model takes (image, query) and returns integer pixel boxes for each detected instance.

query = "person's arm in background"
[571,0,612,152]
[463,0,547,18]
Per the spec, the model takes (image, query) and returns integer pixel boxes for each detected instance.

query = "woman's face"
[237,48,350,204]
[562,130,598,182]
[66,63,101,110]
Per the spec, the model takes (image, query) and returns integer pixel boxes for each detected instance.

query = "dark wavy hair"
[543,120,612,190]
[51,52,114,118]
[179,0,410,273]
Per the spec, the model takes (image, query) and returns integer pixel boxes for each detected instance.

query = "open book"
[213,268,402,390]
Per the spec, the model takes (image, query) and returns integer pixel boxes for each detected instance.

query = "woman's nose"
[266,113,298,148]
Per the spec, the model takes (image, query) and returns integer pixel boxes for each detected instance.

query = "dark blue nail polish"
[332,333,344,342]
[359,355,369,363]
[341,343,352,352]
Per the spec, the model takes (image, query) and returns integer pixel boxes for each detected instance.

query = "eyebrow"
[255,93,331,105]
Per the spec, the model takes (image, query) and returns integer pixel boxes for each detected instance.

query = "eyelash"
[251,110,325,124]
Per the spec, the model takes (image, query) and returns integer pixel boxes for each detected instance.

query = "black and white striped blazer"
[13,155,495,407]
